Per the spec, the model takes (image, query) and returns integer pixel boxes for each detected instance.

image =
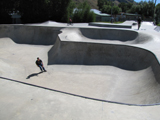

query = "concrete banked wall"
[48,33,160,81]
[80,28,137,41]
[48,28,157,71]
[79,28,152,43]
[49,38,158,69]
[0,24,62,45]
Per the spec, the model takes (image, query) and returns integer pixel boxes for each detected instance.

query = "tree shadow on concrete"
[26,72,43,79]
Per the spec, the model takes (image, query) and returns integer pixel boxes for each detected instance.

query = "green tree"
[18,0,49,23]
[118,3,128,12]
[98,0,106,10]
[102,4,121,14]
[155,3,160,24]
[142,1,154,17]
[127,5,135,13]
[112,5,121,15]
[127,1,154,19]
[0,0,15,23]
[61,0,75,22]
[126,2,133,9]
[101,5,111,14]
[73,1,95,23]
[97,0,111,11]
[47,0,75,22]
[17,0,75,23]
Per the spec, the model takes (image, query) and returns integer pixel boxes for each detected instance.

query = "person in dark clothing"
[69,18,72,25]
[35,57,46,72]
[137,17,142,30]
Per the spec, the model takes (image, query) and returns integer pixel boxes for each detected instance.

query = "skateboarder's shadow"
[26,72,43,79]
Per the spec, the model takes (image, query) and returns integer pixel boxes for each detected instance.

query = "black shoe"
[44,70,47,72]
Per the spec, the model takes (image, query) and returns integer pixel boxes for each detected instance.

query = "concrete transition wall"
[62,27,152,44]
[80,28,137,41]
[80,27,152,43]
[48,37,160,80]
[89,22,132,29]
[0,25,63,45]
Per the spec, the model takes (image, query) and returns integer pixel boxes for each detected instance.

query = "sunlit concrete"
[0,21,160,120]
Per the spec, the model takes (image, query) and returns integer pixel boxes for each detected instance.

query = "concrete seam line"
[0,76,160,107]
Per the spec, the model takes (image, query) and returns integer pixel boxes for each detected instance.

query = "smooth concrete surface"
[1,78,160,120]
[89,22,132,28]
[0,21,160,119]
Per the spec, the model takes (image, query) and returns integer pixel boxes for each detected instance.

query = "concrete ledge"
[89,22,132,29]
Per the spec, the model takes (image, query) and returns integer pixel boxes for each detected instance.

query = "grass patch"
[114,21,123,24]
[97,21,123,24]
[157,23,160,26]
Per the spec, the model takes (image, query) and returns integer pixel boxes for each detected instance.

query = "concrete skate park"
[0,21,160,120]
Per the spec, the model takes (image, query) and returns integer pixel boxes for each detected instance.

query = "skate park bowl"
[48,27,160,105]
[0,24,160,106]
[57,28,152,44]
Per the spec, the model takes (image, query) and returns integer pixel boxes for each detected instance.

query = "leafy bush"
[72,1,95,23]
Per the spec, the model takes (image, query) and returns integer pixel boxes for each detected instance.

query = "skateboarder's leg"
[38,65,43,72]
[42,67,46,72]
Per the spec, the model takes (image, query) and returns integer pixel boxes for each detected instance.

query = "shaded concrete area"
[89,22,132,28]
[0,21,160,119]
[26,72,43,79]
[48,39,157,70]
[0,25,62,45]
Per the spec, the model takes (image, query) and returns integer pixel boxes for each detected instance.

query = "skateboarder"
[69,18,72,25]
[137,17,142,30]
[35,57,47,72]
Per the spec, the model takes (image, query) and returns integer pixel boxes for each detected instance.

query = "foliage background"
[0,0,159,24]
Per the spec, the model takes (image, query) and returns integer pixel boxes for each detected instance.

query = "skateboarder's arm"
[41,62,44,67]
[35,61,39,67]
[39,60,44,67]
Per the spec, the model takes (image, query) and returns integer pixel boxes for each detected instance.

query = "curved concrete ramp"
[48,27,160,105]
[49,39,157,71]
[0,24,62,45]
[61,28,152,44]
[80,28,137,41]
[48,28,155,70]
